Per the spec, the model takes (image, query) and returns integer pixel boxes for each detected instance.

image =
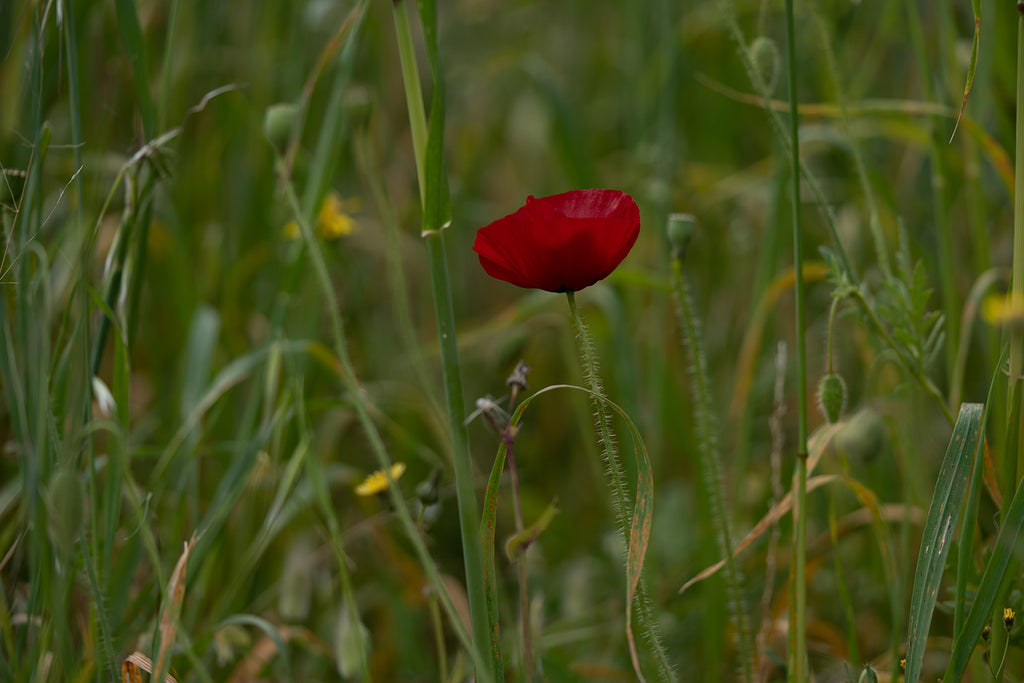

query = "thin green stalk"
[391,1,495,677]
[566,291,674,682]
[505,442,534,681]
[393,1,427,207]
[354,133,445,434]
[669,249,751,683]
[783,0,809,680]
[429,592,448,682]
[298,390,370,683]
[717,0,854,282]
[278,165,493,682]
[808,1,890,281]
[1011,11,1024,486]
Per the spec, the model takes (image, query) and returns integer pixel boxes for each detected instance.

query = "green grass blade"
[399,0,492,676]
[480,442,507,681]
[112,0,155,139]
[498,383,666,681]
[956,345,1007,635]
[905,403,985,683]
[300,0,368,218]
[943,432,1024,679]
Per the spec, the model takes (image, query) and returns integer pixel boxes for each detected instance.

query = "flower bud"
[816,373,847,424]
[263,102,299,149]
[666,213,696,257]
[858,664,878,683]
[749,36,780,94]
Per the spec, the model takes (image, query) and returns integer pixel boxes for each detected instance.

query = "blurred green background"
[1,0,1019,680]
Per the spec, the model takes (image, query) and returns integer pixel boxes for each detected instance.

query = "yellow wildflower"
[282,192,360,241]
[355,462,406,496]
[982,293,1024,327]
[317,193,358,239]
[1004,606,1016,631]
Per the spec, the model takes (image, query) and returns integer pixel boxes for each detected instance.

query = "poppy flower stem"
[669,248,752,683]
[783,0,810,679]
[565,291,674,681]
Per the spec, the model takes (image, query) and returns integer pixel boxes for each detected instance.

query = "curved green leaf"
[905,403,984,683]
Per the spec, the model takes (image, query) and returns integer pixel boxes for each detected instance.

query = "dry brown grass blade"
[121,652,178,683]
[679,474,839,595]
[226,625,333,683]
[153,537,196,680]
[679,423,841,595]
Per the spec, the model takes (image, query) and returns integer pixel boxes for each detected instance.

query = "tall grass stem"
[669,250,752,682]
[277,164,491,680]
[390,2,495,677]
[1011,12,1024,486]
[783,0,809,679]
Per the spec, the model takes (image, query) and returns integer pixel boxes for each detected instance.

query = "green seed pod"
[46,467,85,559]
[816,373,848,424]
[835,408,887,463]
[857,664,878,683]
[748,36,781,94]
[666,213,696,257]
[263,102,299,149]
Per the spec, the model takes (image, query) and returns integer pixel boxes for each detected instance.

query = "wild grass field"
[2,0,1023,681]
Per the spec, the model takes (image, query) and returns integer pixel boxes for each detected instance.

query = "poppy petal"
[473,189,640,292]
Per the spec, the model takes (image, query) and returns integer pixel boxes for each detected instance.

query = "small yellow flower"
[982,293,1024,327]
[355,462,406,496]
[1004,606,1016,631]
[317,193,358,240]
[281,192,360,241]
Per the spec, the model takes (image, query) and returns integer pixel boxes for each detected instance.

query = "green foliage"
[876,235,946,378]
[3,0,1024,680]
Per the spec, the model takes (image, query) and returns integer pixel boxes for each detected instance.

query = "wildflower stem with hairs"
[668,215,752,683]
[565,290,674,681]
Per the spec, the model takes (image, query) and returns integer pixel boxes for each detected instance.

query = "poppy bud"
[416,467,442,507]
[749,36,780,94]
[666,213,696,258]
[263,102,299,149]
[816,373,847,424]
[858,664,878,683]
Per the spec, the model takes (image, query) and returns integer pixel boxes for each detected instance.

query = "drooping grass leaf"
[904,403,984,683]
[483,384,662,680]
[949,0,982,142]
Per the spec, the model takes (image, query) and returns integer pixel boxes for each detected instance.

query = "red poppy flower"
[473,189,640,293]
